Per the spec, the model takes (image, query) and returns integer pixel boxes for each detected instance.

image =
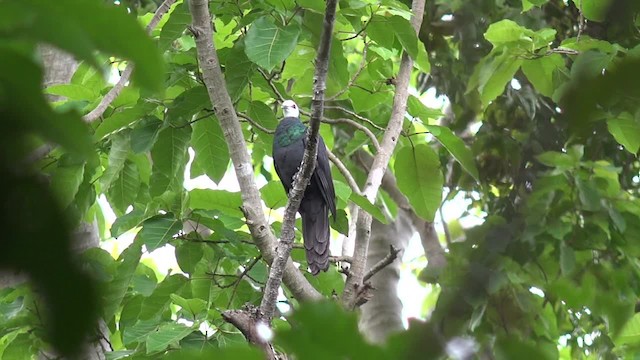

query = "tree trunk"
[358,210,414,343]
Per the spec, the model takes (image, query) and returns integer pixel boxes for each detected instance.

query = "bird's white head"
[281,100,300,118]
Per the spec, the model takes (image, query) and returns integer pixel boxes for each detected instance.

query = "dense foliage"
[1,0,640,358]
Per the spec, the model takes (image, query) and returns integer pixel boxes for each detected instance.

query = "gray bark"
[358,210,413,343]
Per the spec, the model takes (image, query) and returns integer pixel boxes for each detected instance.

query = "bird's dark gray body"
[272,117,336,275]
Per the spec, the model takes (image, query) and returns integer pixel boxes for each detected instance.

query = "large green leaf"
[146,323,193,354]
[469,50,523,106]
[260,180,288,209]
[574,0,614,22]
[248,101,279,131]
[244,16,301,71]
[188,189,244,218]
[138,214,182,252]
[108,160,141,215]
[139,274,187,320]
[94,103,158,141]
[104,241,142,320]
[607,112,640,154]
[149,125,191,196]
[389,15,418,59]
[101,132,130,191]
[616,313,640,346]
[159,1,191,51]
[394,144,443,221]
[426,125,479,181]
[50,162,85,208]
[166,87,210,126]
[191,117,229,184]
[175,242,204,274]
[521,54,565,97]
[0,0,163,91]
[225,40,256,102]
[130,116,162,153]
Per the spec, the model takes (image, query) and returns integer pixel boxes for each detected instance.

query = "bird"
[272,100,336,275]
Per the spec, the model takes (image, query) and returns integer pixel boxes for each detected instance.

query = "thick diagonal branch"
[342,0,426,310]
[188,0,320,302]
[260,0,339,323]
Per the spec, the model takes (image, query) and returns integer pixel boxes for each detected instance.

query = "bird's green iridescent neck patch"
[277,121,307,147]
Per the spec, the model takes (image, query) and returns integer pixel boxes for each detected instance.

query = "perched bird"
[272,100,336,275]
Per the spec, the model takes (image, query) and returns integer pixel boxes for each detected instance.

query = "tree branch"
[363,245,401,282]
[342,0,426,310]
[322,117,380,152]
[188,0,320,306]
[221,305,276,360]
[259,0,338,323]
[327,148,361,195]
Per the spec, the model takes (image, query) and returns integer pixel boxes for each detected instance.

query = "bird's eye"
[293,104,297,108]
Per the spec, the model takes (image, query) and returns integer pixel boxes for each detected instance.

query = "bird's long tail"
[301,201,330,275]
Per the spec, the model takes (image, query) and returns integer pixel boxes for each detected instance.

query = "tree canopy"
[2,0,640,359]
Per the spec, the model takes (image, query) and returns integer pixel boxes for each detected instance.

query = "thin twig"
[324,105,385,131]
[237,112,275,134]
[259,0,338,323]
[257,68,286,101]
[363,245,401,282]
[227,256,263,307]
[327,148,361,195]
[322,117,381,152]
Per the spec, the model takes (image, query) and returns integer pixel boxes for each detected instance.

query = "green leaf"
[349,193,388,224]
[559,241,575,275]
[101,133,130,191]
[149,125,191,196]
[521,54,565,97]
[131,116,162,153]
[389,15,418,59]
[471,51,523,106]
[191,117,229,184]
[138,214,182,252]
[164,347,263,360]
[94,103,158,141]
[407,95,442,121]
[260,181,288,209]
[189,189,244,217]
[108,160,141,215]
[159,2,191,51]
[45,83,98,101]
[50,162,85,208]
[225,40,256,102]
[574,0,614,22]
[170,294,207,317]
[244,16,301,71]
[616,313,640,346]
[139,274,187,320]
[607,112,640,154]
[104,241,142,320]
[166,87,211,126]
[175,242,204,274]
[394,144,444,221]
[426,125,479,181]
[484,19,535,47]
[123,318,158,345]
[536,151,575,168]
[248,101,279,131]
[111,209,146,238]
